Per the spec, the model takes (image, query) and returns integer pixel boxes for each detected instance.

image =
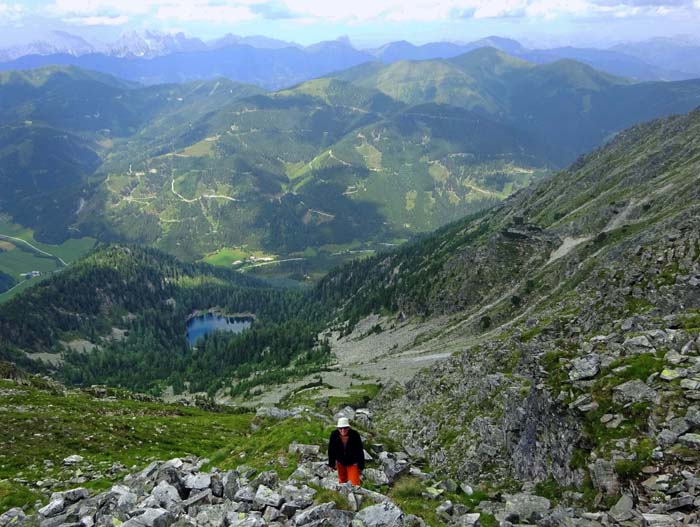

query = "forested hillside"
[0,245,328,395]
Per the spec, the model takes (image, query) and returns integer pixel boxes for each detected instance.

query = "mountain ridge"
[2,56,700,282]
[3,33,700,90]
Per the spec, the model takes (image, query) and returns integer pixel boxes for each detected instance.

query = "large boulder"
[210,473,224,498]
[590,459,620,496]
[63,455,84,466]
[280,484,316,510]
[363,468,390,486]
[56,488,90,504]
[183,474,211,491]
[38,499,65,518]
[222,471,240,500]
[254,485,284,509]
[642,514,681,527]
[121,508,175,527]
[678,433,700,449]
[685,406,700,427]
[251,470,278,490]
[623,335,655,354]
[569,355,601,381]
[609,494,634,522]
[333,406,356,423]
[109,484,139,514]
[182,489,212,509]
[225,511,266,527]
[379,453,409,483]
[454,513,480,527]
[293,502,335,525]
[499,493,551,523]
[0,508,26,527]
[612,380,657,404]
[233,486,256,503]
[150,481,182,512]
[354,502,404,527]
[191,504,230,527]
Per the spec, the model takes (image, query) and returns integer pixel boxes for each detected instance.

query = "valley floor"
[222,313,465,408]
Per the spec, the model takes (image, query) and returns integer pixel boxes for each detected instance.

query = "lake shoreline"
[185,307,257,322]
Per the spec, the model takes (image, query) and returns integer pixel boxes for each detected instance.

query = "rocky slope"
[313,109,700,523]
[2,401,698,527]
[0,366,571,527]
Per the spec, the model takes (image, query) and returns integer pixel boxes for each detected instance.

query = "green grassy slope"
[82,76,551,261]
[336,48,700,162]
[315,107,700,323]
[0,370,256,512]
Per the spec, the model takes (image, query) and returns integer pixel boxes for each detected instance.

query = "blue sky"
[1,0,699,48]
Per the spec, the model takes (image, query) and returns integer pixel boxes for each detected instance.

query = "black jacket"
[328,428,365,470]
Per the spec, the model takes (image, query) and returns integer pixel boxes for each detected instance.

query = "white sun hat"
[337,417,350,428]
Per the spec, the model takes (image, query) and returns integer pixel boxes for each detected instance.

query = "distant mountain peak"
[306,38,359,53]
[207,33,298,50]
[470,35,525,54]
[451,46,532,71]
[0,31,97,61]
[109,30,207,58]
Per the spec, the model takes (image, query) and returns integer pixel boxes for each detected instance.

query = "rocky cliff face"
[364,109,700,521]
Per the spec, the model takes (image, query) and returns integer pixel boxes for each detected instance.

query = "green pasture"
[0,218,96,303]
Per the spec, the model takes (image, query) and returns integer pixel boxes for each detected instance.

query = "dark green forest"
[0,245,331,396]
[313,209,493,322]
[0,271,15,293]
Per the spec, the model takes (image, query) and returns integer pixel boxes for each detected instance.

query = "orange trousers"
[336,463,361,486]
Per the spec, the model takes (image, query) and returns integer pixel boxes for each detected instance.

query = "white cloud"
[47,0,268,23]
[0,2,23,21]
[471,0,526,19]
[282,0,595,22]
[283,0,391,22]
[49,0,153,15]
[525,0,590,18]
[155,3,257,22]
[32,0,700,27]
[63,14,129,24]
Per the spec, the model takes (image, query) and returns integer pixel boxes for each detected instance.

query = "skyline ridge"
[1,0,700,48]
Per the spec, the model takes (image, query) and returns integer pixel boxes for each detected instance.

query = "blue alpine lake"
[186,313,253,346]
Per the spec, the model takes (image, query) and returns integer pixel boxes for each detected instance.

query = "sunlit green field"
[201,247,275,267]
[0,218,96,303]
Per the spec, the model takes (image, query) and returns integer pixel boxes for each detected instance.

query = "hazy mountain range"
[0,30,298,61]
[1,32,699,90]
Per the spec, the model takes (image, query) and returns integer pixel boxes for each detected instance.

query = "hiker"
[328,417,365,486]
